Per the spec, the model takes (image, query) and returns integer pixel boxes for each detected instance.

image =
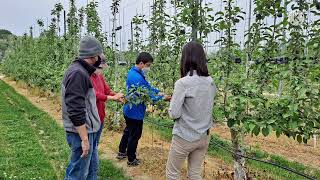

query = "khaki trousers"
[166,135,209,180]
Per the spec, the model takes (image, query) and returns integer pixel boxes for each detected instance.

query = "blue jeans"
[65,132,99,180]
[96,123,104,146]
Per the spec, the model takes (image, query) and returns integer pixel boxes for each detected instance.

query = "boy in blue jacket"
[117,52,170,166]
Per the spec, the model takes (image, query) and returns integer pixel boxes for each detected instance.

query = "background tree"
[86,1,103,43]
[51,3,64,36]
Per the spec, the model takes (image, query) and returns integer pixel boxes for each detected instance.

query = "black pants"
[118,116,143,162]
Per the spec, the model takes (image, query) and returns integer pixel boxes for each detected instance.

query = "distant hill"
[0,29,14,61]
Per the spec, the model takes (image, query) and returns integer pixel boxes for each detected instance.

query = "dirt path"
[0,76,233,179]
[99,128,233,180]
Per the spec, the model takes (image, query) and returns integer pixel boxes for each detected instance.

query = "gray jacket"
[61,59,101,133]
[169,71,216,142]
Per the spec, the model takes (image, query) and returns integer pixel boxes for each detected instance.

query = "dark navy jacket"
[61,59,101,133]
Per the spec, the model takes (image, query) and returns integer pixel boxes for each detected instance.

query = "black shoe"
[135,158,141,164]
[127,159,141,167]
[116,152,127,160]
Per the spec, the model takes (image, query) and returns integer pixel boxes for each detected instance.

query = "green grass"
[99,159,130,180]
[145,115,174,141]
[145,116,320,180]
[0,80,129,179]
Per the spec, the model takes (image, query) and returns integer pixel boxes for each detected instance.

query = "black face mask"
[93,56,102,68]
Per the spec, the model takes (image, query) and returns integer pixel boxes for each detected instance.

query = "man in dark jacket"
[62,35,103,179]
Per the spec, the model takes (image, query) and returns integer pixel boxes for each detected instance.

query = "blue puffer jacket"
[123,66,163,120]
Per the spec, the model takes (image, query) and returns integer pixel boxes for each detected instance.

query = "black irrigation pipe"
[144,117,317,179]
[210,141,317,180]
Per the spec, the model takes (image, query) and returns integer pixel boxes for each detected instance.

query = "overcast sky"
[0,0,154,35]
[0,0,157,50]
[0,0,317,52]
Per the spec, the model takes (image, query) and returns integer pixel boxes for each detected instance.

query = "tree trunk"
[245,0,252,77]
[130,21,134,53]
[231,129,247,180]
[191,0,201,41]
[63,10,67,37]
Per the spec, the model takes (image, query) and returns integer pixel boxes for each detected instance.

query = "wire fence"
[210,140,317,180]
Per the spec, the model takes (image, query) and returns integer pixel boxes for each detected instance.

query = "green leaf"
[248,123,255,131]
[297,135,302,143]
[214,39,223,44]
[215,11,224,16]
[283,113,291,118]
[303,137,308,144]
[267,119,276,124]
[289,121,298,130]
[252,125,260,136]
[262,127,270,137]
[227,119,236,128]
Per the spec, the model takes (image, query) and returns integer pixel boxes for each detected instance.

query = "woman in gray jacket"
[166,41,216,180]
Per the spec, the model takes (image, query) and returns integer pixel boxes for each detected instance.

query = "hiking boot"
[116,152,127,160]
[127,159,141,167]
